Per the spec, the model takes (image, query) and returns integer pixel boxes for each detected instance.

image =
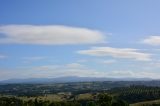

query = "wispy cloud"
[0,25,106,45]
[102,59,116,64]
[22,56,47,63]
[106,70,160,79]
[142,36,160,46]
[77,47,152,61]
[65,63,85,68]
[16,63,101,78]
[0,54,7,59]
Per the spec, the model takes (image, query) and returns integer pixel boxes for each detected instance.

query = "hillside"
[130,99,160,106]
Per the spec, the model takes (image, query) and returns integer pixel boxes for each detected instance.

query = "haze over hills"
[0,76,153,84]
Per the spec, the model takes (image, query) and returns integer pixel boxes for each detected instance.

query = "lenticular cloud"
[0,25,106,45]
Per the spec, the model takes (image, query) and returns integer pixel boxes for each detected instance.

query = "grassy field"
[76,93,93,100]
[130,99,160,106]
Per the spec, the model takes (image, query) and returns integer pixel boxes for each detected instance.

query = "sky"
[0,0,160,80]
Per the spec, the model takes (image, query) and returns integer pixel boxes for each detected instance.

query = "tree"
[86,101,96,106]
[111,99,129,106]
[97,93,112,106]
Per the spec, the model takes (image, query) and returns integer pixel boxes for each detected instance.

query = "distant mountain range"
[0,76,153,84]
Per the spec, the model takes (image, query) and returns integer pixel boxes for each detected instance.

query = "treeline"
[108,85,160,103]
[0,94,129,106]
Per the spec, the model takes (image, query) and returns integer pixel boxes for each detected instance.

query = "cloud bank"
[0,64,159,80]
[77,47,151,61]
[0,25,106,45]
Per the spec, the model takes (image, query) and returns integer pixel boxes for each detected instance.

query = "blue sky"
[0,0,160,80]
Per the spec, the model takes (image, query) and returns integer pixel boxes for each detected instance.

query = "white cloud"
[77,47,152,61]
[142,36,160,46]
[0,25,106,45]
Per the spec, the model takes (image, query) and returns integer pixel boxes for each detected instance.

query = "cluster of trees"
[0,94,129,106]
[96,94,128,106]
[0,97,23,106]
[109,85,160,103]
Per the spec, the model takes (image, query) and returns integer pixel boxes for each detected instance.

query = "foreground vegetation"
[1,81,160,106]
[0,94,129,106]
